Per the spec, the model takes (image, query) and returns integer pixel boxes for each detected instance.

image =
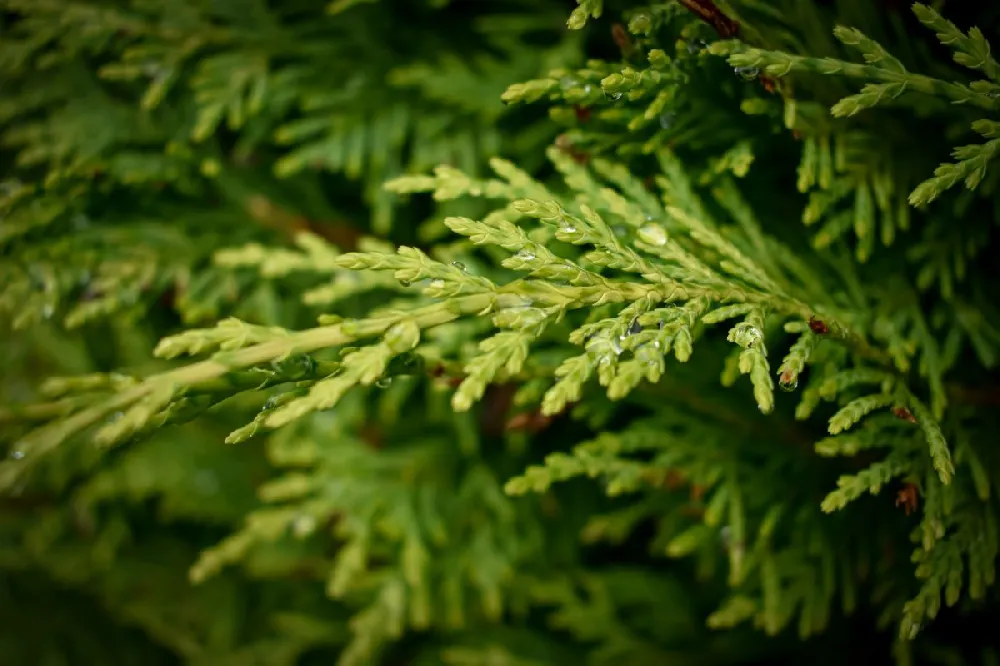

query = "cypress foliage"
[2,1,999,664]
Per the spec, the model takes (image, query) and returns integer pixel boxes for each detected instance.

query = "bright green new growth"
[3,0,1000,663]
[1,144,978,638]
[3,146,955,469]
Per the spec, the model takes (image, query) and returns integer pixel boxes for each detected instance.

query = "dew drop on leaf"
[515,249,535,261]
[451,261,467,272]
[292,514,317,537]
[10,450,25,460]
[638,223,667,246]
[375,377,392,389]
[779,374,798,392]
[734,66,760,81]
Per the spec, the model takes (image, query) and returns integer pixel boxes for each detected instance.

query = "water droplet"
[627,319,642,336]
[375,377,392,389]
[583,84,593,94]
[611,92,623,100]
[292,514,317,537]
[10,450,25,460]
[451,261,467,272]
[399,279,411,287]
[779,374,798,392]
[515,249,536,262]
[638,223,667,246]
[659,112,675,130]
[561,225,577,234]
[734,66,760,81]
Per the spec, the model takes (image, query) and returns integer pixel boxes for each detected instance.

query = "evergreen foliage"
[2,0,1000,664]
